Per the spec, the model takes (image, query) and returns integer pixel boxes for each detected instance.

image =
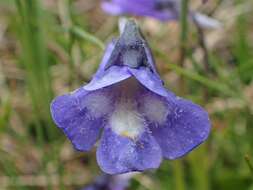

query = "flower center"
[82,77,170,138]
[110,99,145,139]
[109,78,145,139]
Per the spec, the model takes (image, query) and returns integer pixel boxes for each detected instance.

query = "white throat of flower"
[110,78,145,139]
[109,78,170,138]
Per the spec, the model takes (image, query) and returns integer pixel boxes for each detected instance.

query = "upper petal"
[83,66,131,91]
[150,97,211,159]
[50,88,109,151]
[129,67,174,97]
[84,20,168,95]
[97,128,162,174]
[104,20,156,72]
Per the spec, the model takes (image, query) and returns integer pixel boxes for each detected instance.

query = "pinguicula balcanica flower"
[101,0,221,29]
[50,20,211,174]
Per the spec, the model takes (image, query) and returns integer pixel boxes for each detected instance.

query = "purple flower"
[82,173,132,190]
[101,0,221,29]
[50,20,211,174]
[102,0,179,21]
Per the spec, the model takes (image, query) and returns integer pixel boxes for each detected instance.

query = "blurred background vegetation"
[0,0,253,189]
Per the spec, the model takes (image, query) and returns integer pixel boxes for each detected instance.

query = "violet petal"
[149,97,211,159]
[97,128,162,174]
[50,88,105,151]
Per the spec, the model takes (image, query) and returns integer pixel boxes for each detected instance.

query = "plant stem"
[58,0,76,88]
[173,160,186,190]
[70,26,105,50]
[179,0,189,95]
[245,155,253,176]
[154,49,236,97]
[189,146,209,190]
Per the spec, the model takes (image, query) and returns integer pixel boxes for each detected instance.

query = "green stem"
[58,0,75,87]
[189,146,209,190]
[173,160,186,190]
[70,26,105,50]
[180,0,189,51]
[245,155,253,176]
[154,49,237,97]
[179,0,189,95]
